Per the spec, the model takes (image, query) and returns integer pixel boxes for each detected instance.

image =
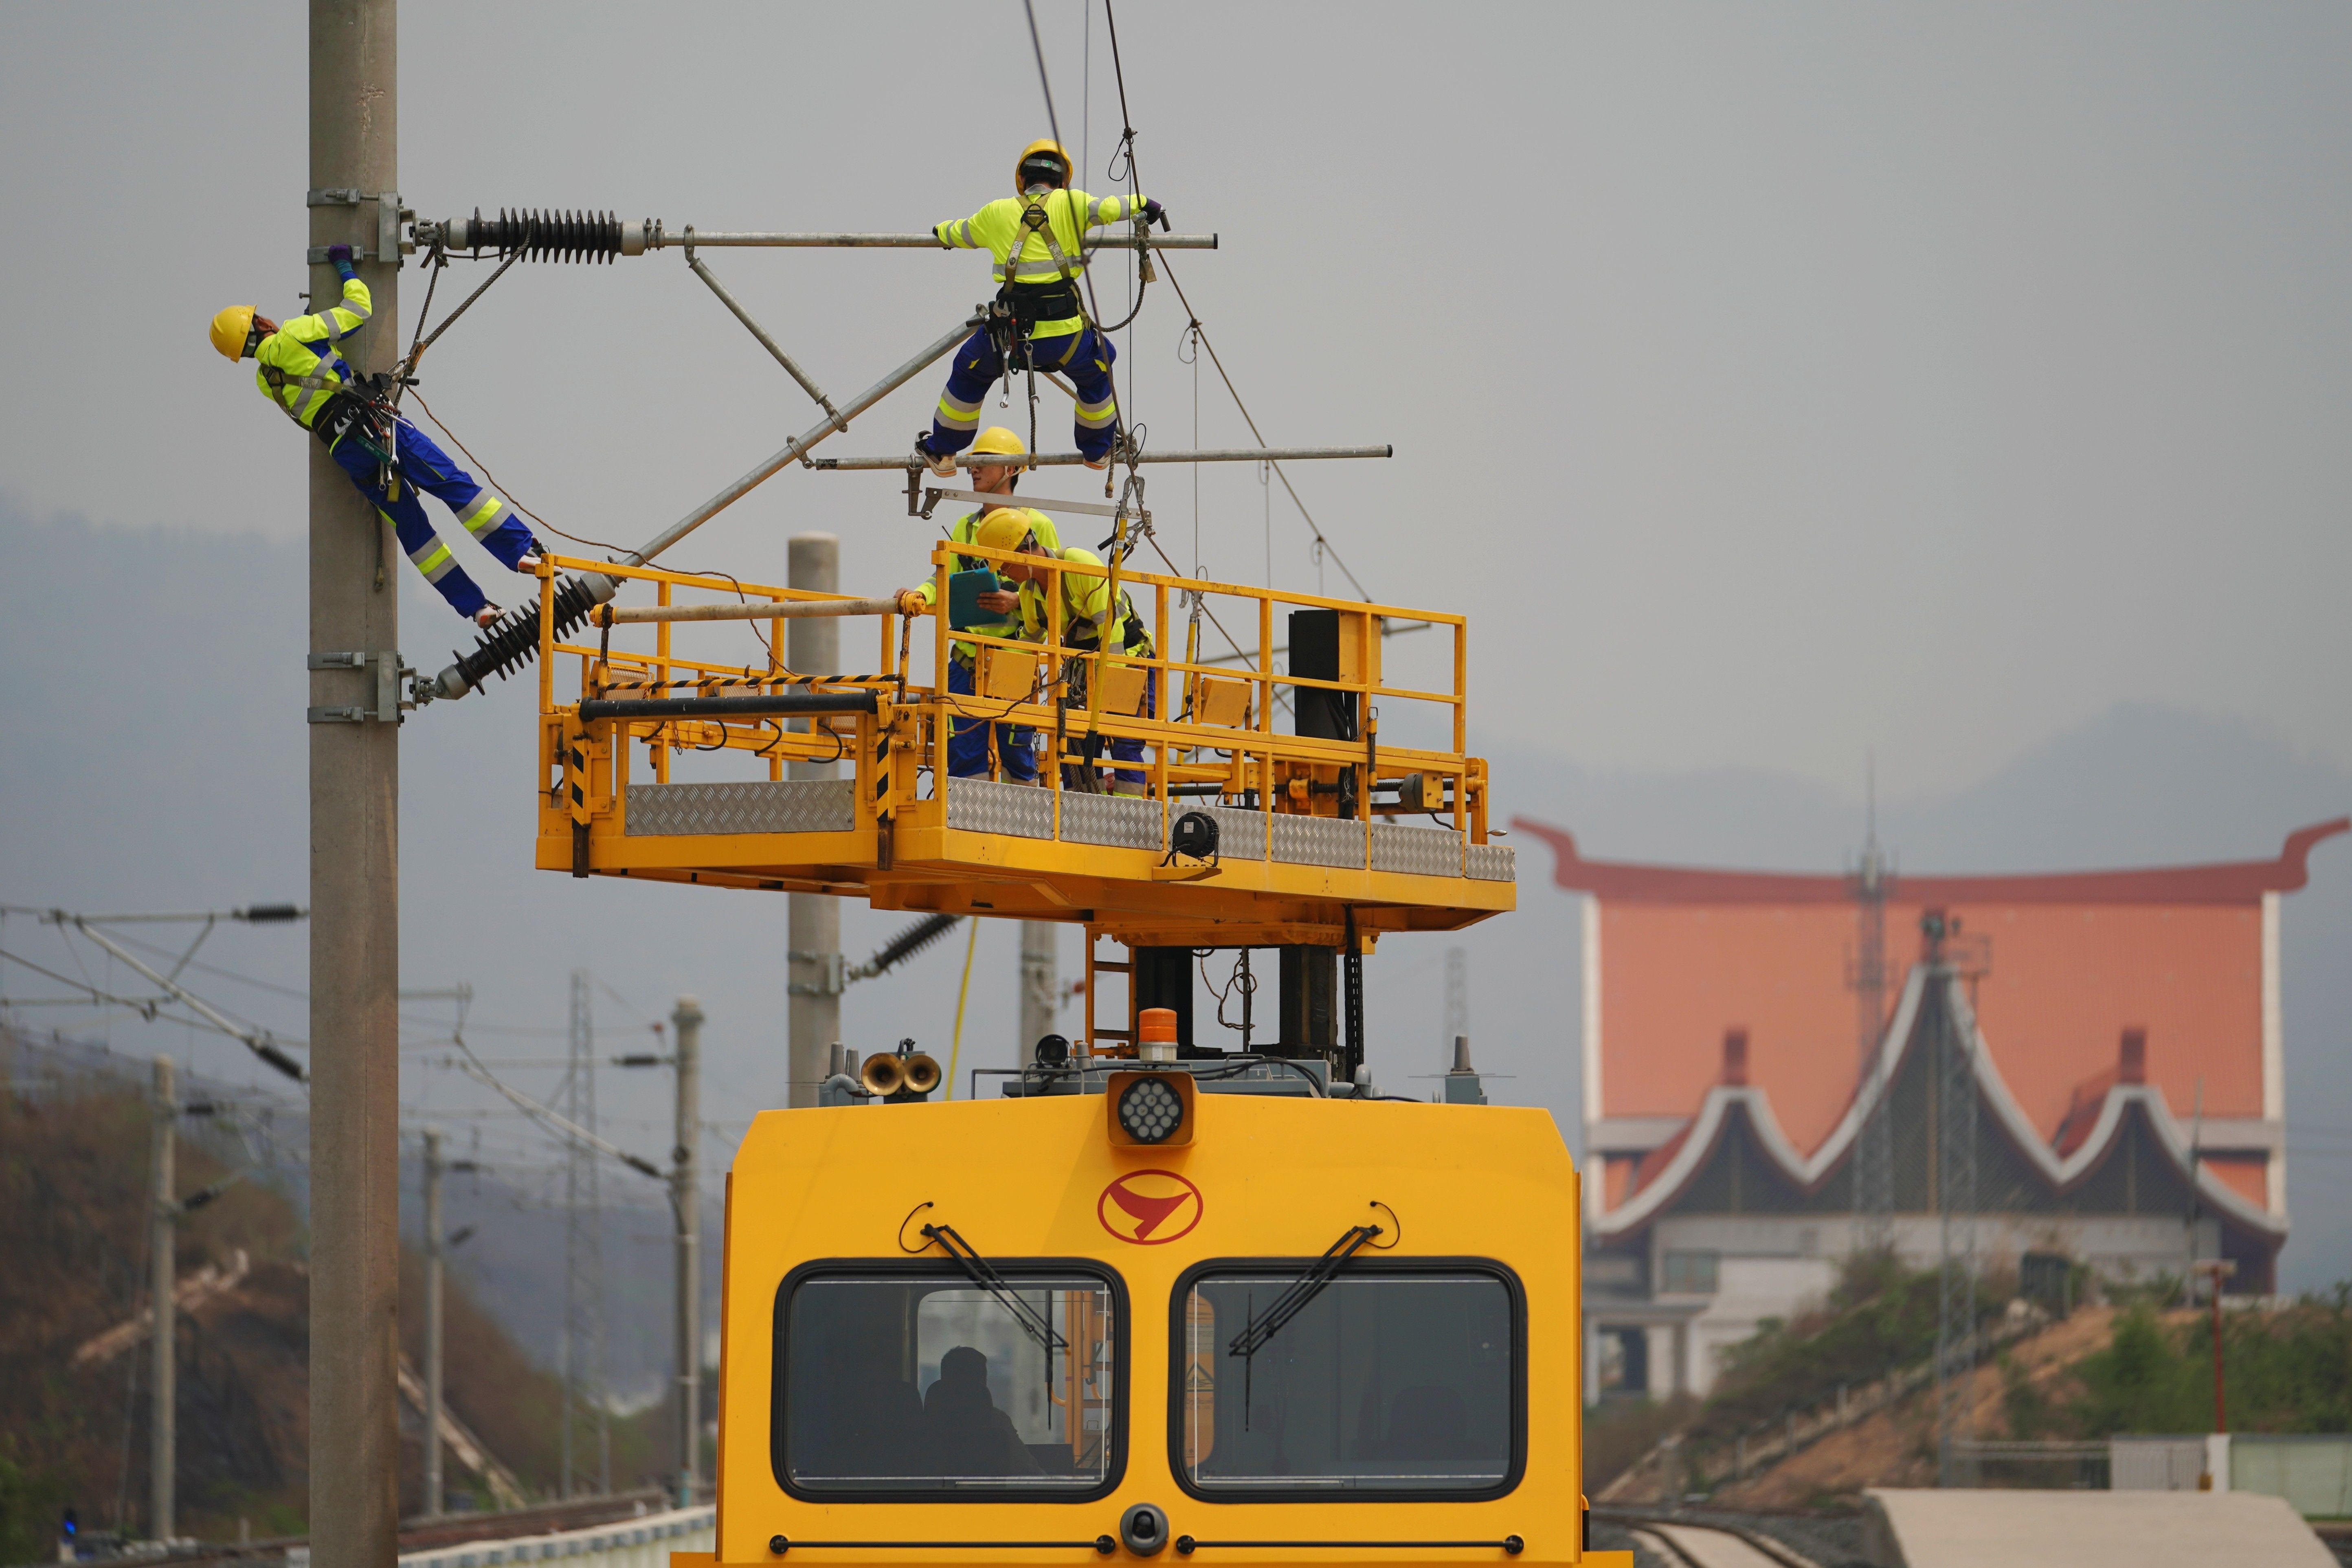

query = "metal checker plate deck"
[1059,791,1162,851]
[1270,813,1368,870]
[1465,842,1516,882]
[625,779,854,837]
[1192,805,1269,862]
[944,777,1054,840]
[1370,821,1465,878]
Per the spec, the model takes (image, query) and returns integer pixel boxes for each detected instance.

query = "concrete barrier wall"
[2233,1436,2352,1519]
[398,1507,716,1568]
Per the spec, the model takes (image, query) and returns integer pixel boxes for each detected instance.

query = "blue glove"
[326,242,355,276]
[1142,198,1168,231]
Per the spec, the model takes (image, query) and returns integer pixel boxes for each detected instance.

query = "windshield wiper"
[921,1222,1070,1355]
[1225,1223,1383,1361]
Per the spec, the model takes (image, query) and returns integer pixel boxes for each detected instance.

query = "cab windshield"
[1178,1268,1517,1496]
[777,1269,1119,1497]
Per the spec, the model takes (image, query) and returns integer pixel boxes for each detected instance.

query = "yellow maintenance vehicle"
[670,1061,1623,1568]
[519,536,1623,1565]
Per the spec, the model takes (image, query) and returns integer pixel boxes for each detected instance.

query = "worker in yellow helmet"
[913,139,1166,477]
[942,509,1158,795]
[208,245,542,627]
[892,429,1059,781]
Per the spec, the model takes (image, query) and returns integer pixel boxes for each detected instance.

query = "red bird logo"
[1098,1170,1203,1245]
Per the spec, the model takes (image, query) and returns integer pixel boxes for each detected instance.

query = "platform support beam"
[309,5,402,1568]
[1279,947,1336,1060]
[787,534,841,1107]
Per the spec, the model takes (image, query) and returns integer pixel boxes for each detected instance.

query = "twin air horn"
[860,1042,942,1100]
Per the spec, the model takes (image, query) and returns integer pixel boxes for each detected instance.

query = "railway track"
[1595,1510,1830,1568]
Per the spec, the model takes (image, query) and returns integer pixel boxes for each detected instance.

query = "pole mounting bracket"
[308,650,416,724]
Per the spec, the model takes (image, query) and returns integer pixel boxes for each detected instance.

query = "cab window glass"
[780,1272,1116,1495]
[1180,1271,1514,1495]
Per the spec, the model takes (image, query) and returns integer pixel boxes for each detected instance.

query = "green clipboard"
[947,567,1004,630]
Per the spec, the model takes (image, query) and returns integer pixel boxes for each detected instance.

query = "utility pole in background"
[422,1129,445,1519]
[561,972,610,1497]
[1441,947,1468,1073]
[309,4,402,1565]
[786,534,841,1106]
[1019,924,1057,1061]
[668,997,703,1505]
[149,1056,176,1544]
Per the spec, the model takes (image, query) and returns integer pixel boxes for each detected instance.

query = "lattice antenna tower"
[1850,758,1894,1252]
[1441,947,1469,1071]
[1929,925,1979,1486]
[560,969,611,1497]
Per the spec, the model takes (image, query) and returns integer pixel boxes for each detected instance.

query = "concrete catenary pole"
[668,997,704,1505]
[150,1056,176,1544]
[786,535,841,1106]
[1019,924,1057,1062]
[310,6,402,1568]
[422,1129,445,1519]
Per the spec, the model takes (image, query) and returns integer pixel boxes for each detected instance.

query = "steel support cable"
[448,1031,665,1182]
[1155,255,1372,602]
[1080,1,1369,605]
[66,920,308,1084]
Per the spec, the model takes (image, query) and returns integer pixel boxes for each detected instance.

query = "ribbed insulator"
[454,573,601,690]
[468,206,623,263]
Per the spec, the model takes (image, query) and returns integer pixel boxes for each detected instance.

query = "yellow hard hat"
[1015,138,1073,189]
[210,305,257,361]
[973,509,1038,555]
[969,426,1027,458]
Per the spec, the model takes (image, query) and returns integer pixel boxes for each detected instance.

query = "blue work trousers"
[1066,667,1155,791]
[930,325,1120,463]
[947,656,1040,782]
[331,416,538,620]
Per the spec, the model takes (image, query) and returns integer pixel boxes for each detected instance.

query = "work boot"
[914,433,957,479]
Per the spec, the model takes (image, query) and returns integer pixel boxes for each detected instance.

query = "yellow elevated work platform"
[530,547,1513,949]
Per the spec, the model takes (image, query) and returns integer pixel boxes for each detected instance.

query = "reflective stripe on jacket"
[933,188,1150,338]
[253,275,372,428]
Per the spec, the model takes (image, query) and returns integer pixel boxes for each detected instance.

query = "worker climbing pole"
[210,248,545,628]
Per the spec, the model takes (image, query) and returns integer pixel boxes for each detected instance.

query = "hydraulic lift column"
[1281,610,1353,1079]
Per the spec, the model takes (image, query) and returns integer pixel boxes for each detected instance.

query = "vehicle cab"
[684,1065,1621,1568]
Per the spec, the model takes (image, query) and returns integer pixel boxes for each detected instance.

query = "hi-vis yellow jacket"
[1013,546,1152,657]
[254,275,372,428]
[933,188,1151,338]
[909,507,1063,663]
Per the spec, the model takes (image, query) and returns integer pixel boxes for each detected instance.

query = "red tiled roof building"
[1512,816,2347,1400]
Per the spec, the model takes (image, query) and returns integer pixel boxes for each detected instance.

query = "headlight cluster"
[1116,1075,1186,1144]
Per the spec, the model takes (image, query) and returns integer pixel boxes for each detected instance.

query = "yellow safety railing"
[533,544,1494,863]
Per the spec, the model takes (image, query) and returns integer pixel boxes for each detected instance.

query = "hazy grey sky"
[3,5,2350,1297]
[2,2,2344,798]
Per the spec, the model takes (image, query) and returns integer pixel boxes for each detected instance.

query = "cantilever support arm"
[430,312,979,700]
[684,247,843,424]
